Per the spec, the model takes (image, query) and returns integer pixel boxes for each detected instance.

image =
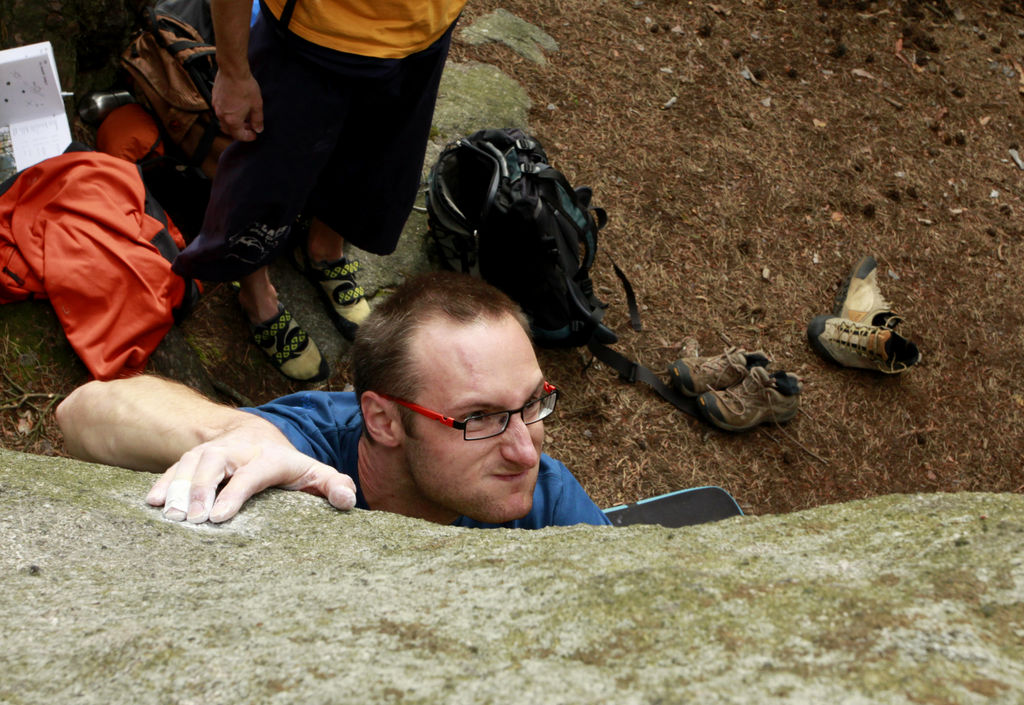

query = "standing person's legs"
[237,266,278,324]
[173,47,348,285]
[172,17,357,382]
[306,219,345,263]
[293,24,454,339]
[290,214,368,340]
[307,26,453,258]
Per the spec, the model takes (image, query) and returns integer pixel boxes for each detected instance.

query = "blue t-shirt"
[244,391,611,529]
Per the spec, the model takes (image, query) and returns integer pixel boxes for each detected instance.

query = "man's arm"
[58,376,253,472]
[210,0,263,140]
[57,377,356,523]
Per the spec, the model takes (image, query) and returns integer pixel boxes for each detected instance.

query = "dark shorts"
[173,13,454,282]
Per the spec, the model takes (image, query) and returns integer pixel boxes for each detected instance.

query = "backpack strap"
[571,185,600,273]
[535,199,618,344]
[187,117,221,167]
[279,0,299,28]
[610,259,642,331]
[533,172,642,334]
[162,37,212,55]
[458,138,503,220]
[138,164,201,321]
[586,340,701,419]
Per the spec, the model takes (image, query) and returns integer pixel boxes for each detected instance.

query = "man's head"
[353,272,548,524]
[353,271,530,405]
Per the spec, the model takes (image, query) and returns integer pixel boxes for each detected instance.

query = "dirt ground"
[3,0,1023,515]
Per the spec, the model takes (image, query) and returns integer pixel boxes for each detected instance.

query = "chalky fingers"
[184,446,234,523]
[148,451,200,521]
[145,446,236,523]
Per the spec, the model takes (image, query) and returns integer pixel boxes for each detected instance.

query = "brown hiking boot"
[669,347,771,397]
[807,315,920,374]
[834,255,897,327]
[698,366,802,432]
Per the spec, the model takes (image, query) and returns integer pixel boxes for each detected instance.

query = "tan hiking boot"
[669,347,771,397]
[834,255,896,327]
[807,314,920,374]
[698,366,802,432]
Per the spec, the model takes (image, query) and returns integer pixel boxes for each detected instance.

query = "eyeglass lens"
[463,390,558,440]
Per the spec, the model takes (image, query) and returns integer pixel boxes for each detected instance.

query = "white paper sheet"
[0,41,72,181]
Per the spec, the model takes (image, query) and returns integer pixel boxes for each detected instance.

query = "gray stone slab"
[460,9,560,65]
[2,448,1022,704]
[432,60,532,141]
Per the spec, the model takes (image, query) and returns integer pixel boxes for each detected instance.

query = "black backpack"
[426,128,700,418]
[426,128,633,348]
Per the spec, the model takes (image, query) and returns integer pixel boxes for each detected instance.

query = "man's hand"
[208,0,262,141]
[146,432,357,523]
[56,377,352,523]
[212,71,264,141]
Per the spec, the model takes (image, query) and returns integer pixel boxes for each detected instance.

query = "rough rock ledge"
[1,448,1021,704]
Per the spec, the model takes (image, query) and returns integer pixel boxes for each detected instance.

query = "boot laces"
[878,312,903,329]
[694,347,748,385]
[717,368,773,416]
[833,319,888,360]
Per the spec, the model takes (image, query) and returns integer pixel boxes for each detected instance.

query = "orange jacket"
[0,150,197,379]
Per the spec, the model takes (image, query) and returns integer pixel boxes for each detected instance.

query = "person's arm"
[57,377,355,523]
[210,0,263,140]
[58,376,251,472]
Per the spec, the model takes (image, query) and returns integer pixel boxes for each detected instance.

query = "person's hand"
[146,432,357,523]
[211,71,264,141]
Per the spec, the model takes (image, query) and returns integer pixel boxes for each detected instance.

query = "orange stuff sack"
[96,103,165,163]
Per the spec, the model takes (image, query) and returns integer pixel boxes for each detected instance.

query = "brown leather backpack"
[120,0,230,178]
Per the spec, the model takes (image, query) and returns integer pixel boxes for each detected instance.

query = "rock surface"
[0,0,144,93]
[2,447,1021,704]
[460,8,560,64]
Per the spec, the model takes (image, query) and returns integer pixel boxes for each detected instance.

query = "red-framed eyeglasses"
[378,381,558,441]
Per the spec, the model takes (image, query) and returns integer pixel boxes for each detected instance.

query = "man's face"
[402,314,545,523]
